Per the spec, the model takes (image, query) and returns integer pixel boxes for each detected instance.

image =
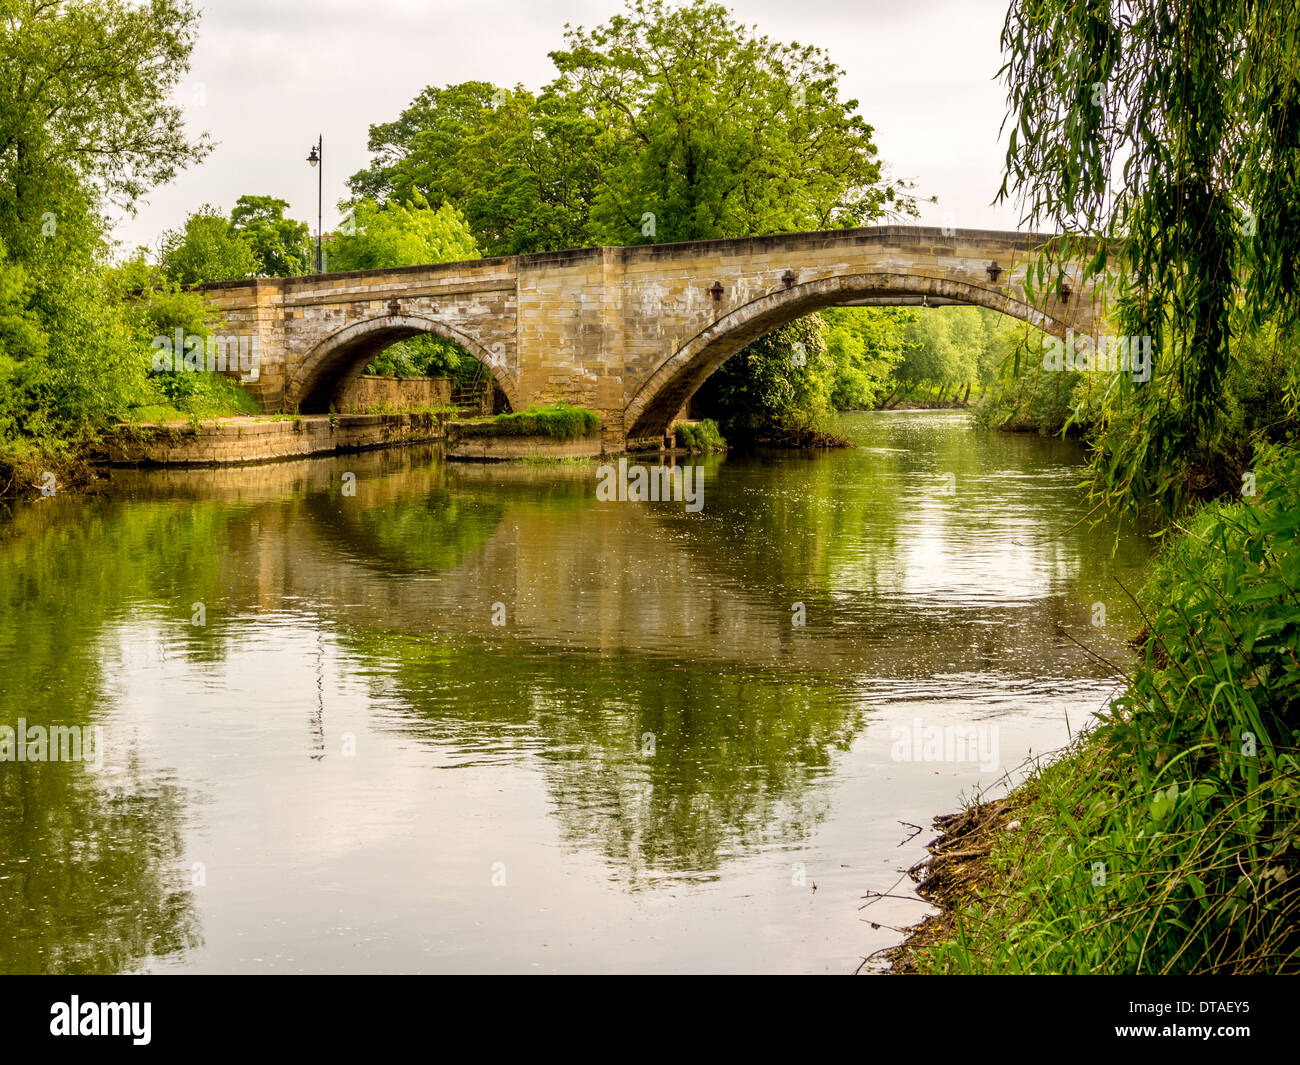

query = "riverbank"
[0,449,102,500]
[103,410,450,467]
[0,411,453,497]
[884,792,1026,973]
[886,441,1300,975]
[876,399,972,411]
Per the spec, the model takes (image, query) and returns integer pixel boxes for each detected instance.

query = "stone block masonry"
[104,412,447,466]
[338,375,452,413]
[197,226,1108,451]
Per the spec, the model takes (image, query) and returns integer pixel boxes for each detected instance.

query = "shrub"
[693,419,726,452]
[674,419,726,453]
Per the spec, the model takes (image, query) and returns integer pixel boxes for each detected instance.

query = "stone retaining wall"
[105,412,446,466]
[338,375,452,412]
[445,421,604,462]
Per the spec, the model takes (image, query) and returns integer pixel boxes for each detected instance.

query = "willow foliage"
[999,0,1300,514]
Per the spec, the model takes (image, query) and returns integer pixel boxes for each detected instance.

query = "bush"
[456,403,599,441]
[674,419,726,453]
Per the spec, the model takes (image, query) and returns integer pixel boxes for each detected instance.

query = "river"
[0,410,1151,974]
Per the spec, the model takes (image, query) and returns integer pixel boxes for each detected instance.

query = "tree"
[107,255,222,408]
[549,0,917,244]
[0,236,46,445]
[0,0,210,258]
[693,317,832,440]
[894,307,999,402]
[327,197,478,271]
[348,82,600,256]
[158,206,257,287]
[1000,0,1300,512]
[822,307,915,409]
[0,0,210,463]
[230,195,311,277]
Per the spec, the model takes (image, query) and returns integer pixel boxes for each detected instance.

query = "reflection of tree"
[538,663,860,886]
[0,498,207,974]
[0,757,199,974]
[306,488,506,575]
[344,632,862,887]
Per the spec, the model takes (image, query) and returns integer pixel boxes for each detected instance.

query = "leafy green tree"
[693,317,832,440]
[0,0,209,470]
[349,81,503,205]
[897,312,958,399]
[349,83,599,256]
[0,237,46,448]
[550,0,916,244]
[0,0,210,257]
[822,307,915,409]
[158,206,256,287]
[0,202,153,448]
[891,307,1015,403]
[1000,0,1300,512]
[107,256,224,408]
[230,195,311,277]
[327,196,478,271]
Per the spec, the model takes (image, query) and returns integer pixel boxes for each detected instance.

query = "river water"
[0,411,1150,974]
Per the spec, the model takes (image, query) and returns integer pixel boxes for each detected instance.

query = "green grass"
[125,374,262,424]
[907,441,1300,974]
[455,403,600,441]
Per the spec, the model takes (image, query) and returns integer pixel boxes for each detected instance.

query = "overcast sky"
[111,0,1025,256]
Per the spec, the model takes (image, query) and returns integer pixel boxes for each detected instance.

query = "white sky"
[110,0,1025,257]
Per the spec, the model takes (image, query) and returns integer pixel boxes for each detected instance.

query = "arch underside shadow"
[289,314,520,414]
[624,272,1067,440]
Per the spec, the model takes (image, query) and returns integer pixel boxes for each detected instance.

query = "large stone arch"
[287,314,522,414]
[624,272,1069,441]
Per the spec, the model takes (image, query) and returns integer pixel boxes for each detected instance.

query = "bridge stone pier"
[198,226,1104,451]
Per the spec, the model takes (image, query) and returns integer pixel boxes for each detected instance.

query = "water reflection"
[0,413,1151,972]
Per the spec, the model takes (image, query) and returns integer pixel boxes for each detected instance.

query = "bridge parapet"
[197,226,1108,447]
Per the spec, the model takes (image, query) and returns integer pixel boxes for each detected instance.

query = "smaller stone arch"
[287,313,522,414]
[624,272,1071,440]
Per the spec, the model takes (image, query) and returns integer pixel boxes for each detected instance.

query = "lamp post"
[306,135,322,273]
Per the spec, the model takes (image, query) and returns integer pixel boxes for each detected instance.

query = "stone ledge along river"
[0,410,1150,974]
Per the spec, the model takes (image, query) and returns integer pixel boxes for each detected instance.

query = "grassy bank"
[455,403,600,441]
[892,442,1300,974]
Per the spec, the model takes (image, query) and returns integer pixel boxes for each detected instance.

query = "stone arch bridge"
[198,226,1104,450]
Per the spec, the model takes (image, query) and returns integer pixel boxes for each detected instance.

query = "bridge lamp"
[306,136,323,274]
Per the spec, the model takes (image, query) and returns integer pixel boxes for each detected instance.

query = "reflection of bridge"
[199,226,1104,448]
[106,445,1130,682]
